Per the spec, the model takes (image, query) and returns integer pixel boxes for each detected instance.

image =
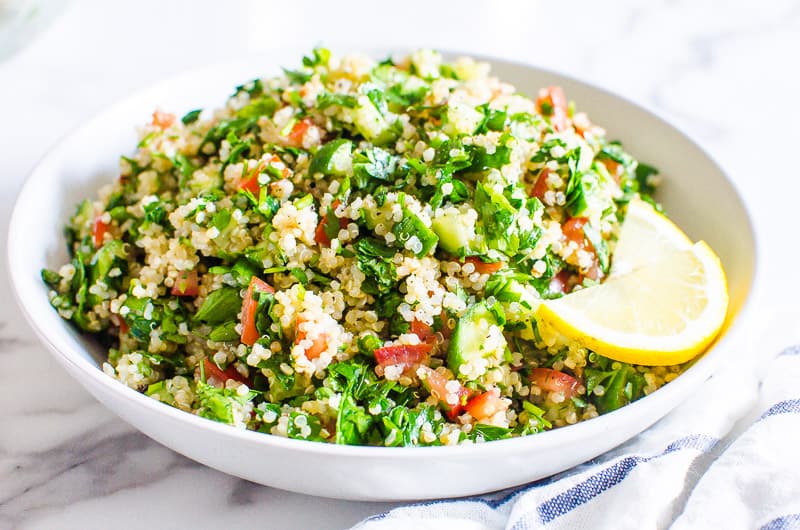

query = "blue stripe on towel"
[528,434,718,526]
[758,399,800,421]
[761,513,800,530]
[362,434,719,527]
[361,473,559,524]
[779,345,800,357]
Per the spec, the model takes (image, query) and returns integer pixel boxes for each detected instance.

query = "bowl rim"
[7,49,760,460]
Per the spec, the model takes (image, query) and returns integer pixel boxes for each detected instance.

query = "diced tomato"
[240,276,275,346]
[410,319,435,343]
[171,270,199,297]
[418,365,470,420]
[465,256,505,275]
[562,217,592,252]
[203,358,251,386]
[238,159,267,194]
[295,316,328,360]
[314,200,348,247]
[536,86,569,132]
[465,388,509,421]
[152,110,176,130]
[562,217,601,279]
[314,220,331,247]
[110,314,129,334]
[287,118,314,147]
[532,168,550,200]
[600,159,622,183]
[529,368,581,399]
[581,262,600,282]
[374,343,432,369]
[239,174,261,195]
[549,270,572,294]
[93,215,109,248]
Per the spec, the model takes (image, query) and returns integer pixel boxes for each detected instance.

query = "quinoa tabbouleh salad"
[43,49,715,446]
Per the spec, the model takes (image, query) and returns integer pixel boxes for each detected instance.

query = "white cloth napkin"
[352,345,800,530]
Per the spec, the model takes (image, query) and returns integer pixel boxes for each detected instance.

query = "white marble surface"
[1,0,799,528]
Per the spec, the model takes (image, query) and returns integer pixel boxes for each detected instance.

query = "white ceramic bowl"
[7,51,756,501]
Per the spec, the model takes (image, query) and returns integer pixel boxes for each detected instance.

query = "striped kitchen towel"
[352,345,800,530]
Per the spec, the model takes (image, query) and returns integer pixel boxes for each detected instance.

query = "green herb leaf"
[317,92,358,109]
[468,145,511,171]
[41,269,61,288]
[209,321,240,342]
[211,209,232,232]
[237,97,279,119]
[472,423,513,441]
[283,68,312,85]
[391,207,439,257]
[194,287,242,324]
[585,356,645,414]
[302,47,331,68]
[354,238,397,295]
[635,163,659,195]
[290,267,309,285]
[309,139,352,177]
[181,109,202,124]
[196,380,256,425]
[353,147,397,188]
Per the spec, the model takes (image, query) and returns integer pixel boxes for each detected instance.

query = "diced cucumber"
[70,199,95,239]
[145,381,176,406]
[361,207,379,230]
[189,171,223,195]
[267,372,311,402]
[410,49,442,80]
[431,209,476,257]
[445,102,484,136]
[86,240,127,306]
[352,96,399,146]
[447,301,506,379]
[392,207,439,257]
[308,139,353,177]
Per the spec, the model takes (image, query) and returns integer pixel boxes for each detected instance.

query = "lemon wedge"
[609,197,692,276]
[537,241,729,366]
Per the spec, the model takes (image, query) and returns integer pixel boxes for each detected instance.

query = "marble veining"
[1,0,798,528]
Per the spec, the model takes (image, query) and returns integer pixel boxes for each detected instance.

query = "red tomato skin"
[314,220,331,246]
[171,270,199,297]
[240,277,275,346]
[110,314,129,334]
[314,200,347,247]
[238,159,268,194]
[601,159,622,183]
[93,216,109,248]
[561,217,589,248]
[465,388,508,421]
[374,343,432,368]
[464,256,505,275]
[549,270,572,294]
[417,366,470,419]
[295,316,328,360]
[532,168,550,200]
[152,110,176,129]
[410,319,435,343]
[529,368,581,399]
[561,217,602,280]
[287,118,314,147]
[536,86,569,132]
[203,358,251,386]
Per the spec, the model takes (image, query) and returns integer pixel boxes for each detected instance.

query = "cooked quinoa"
[43,49,685,446]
